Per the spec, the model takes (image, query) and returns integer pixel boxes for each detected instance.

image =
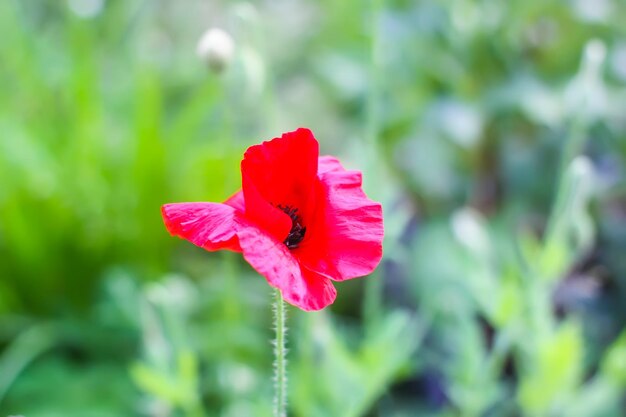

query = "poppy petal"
[241,128,319,222]
[242,172,293,242]
[224,189,245,213]
[318,155,344,175]
[298,162,384,281]
[237,223,337,311]
[161,203,242,252]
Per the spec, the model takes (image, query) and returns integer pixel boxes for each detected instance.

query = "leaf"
[518,321,584,414]
[291,310,426,417]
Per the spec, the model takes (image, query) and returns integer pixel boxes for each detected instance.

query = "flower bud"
[67,0,104,18]
[196,28,235,73]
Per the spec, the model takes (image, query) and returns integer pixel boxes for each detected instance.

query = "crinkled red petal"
[297,157,384,281]
[241,128,319,226]
[318,155,344,175]
[161,203,242,252]
[237,223,337,311]
[242,172,293,242]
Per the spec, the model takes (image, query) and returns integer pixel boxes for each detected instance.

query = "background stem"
[363,0,385,330]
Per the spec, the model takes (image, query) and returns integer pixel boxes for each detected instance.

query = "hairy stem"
[273,289,287,417]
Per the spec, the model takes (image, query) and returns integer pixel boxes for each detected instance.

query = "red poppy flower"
[161,128,384,311]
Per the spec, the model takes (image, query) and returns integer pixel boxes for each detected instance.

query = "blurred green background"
[1,0,626,416]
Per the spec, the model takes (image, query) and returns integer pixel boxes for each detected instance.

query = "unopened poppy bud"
[583,39,607,72]
[196,28,235,73]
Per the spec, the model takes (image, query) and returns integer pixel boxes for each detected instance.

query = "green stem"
[273,289,287,417]
[544,116,588,243]
[365,0,382,150]
[363,0,384,329]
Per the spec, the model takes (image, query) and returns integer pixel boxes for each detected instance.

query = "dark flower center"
[277,205,306,249]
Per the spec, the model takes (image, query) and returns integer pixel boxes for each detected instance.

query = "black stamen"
[277,204,306,249]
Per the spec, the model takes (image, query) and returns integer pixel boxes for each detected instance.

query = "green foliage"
[518,321,584,415]
[291,311,425,417]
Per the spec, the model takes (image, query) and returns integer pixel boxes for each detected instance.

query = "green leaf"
[518,321,584,414]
